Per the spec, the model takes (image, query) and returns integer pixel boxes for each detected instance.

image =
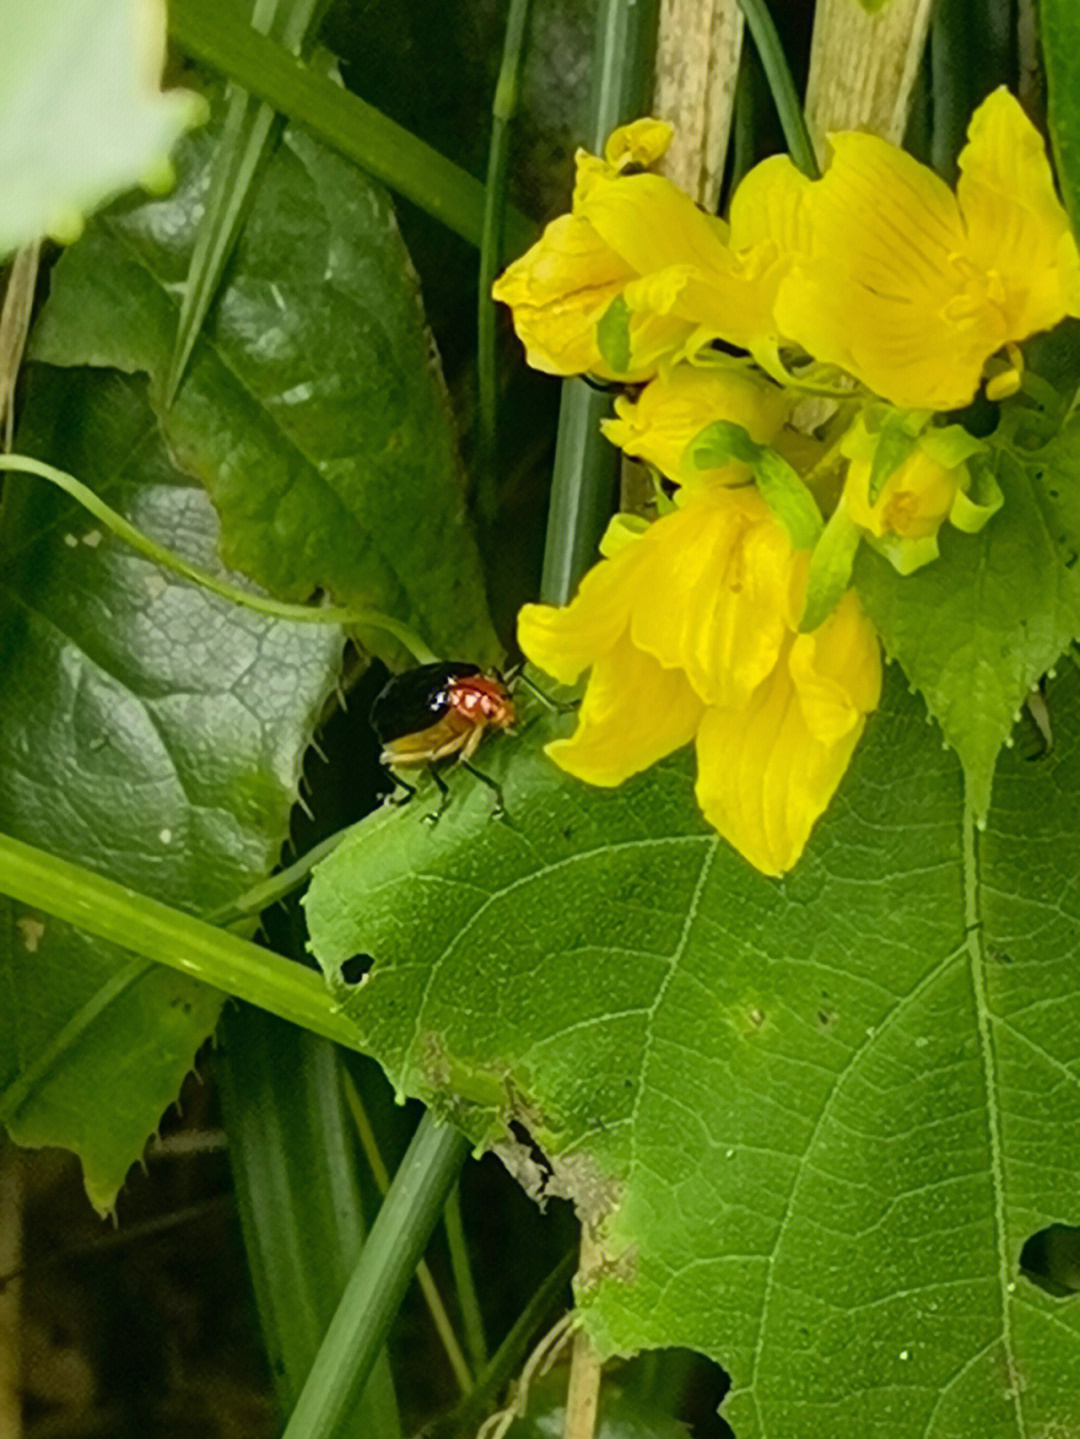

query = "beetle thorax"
[447,676,516,728]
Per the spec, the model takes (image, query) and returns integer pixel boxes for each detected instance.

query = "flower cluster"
[495,93,1080,875]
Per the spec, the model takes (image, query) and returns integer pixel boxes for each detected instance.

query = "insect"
[370,661,517,818]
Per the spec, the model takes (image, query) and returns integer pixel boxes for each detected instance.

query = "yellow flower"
[492,123,812,380]
[614,153,811,371]
[518,486,881,875]
[774,88,1080,409]
[600,364,791,488]
[489,210,643,377]
[492,122,732,380]
[840,413,999,573]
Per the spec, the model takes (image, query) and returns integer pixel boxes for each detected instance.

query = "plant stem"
[218,1009,401,1435]
[444,1181,488,1372]
[281,1112,471,1439]
[341,1072,474,1395]
[0,455,438,663]
[0,831,360,1051]
[207,827,361,927]
[539,0,659,607]
[735,0,819,178]
[562,1327,602,1439]
[476,0,532,528]
[432,1250,576,1438]
[167,0,534,254]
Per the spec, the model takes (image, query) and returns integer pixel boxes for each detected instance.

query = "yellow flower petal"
[790,590,882,741]
[545,635,704,786]
[627,489,793,708]
[517,444,881,876]
[600,365,790,487]
[623,258,784,358]
[604,118,674,170]
[728,153,813,255]
[491,212,636,376]
[695,594,879,875]
[577,171,732,278]
[774,131,1004,408]
[775,89,1080,408]
[957,87,1080,337]
[844,447,961,541]
[517,542,645,685]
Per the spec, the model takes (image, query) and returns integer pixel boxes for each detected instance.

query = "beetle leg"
[383,770,416,807]
[423,767,453,825]
[461,760,506,819]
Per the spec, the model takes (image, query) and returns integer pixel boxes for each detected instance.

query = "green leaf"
[166,0,534,254]
[691,422,823,549]
[304,670,1080,1434]
[596,297,632,375]
[165,1,330,406]
[1043,0,1080,237]
[866,414,921,505]
[0,365,343,1213]
[0,0,205,258]
[29,115,500,668]
[854,430,1080,819]
[800,502,861,632]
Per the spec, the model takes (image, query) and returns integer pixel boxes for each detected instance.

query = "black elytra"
[369,661,483,746]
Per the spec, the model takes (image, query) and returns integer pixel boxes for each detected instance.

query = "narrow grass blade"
[735,0,819,177]
[540,0,659,606]
[475,0,532,527]
[281,1110,470,1439]
[218,1006,401,1435]
[165,0,330,406]
[168,0,534,253]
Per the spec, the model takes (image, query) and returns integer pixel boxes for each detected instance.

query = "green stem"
[168,0,534,254]
[476,0,532,528]
[218,1008,402,1435]
[340,1072,475,1395]
[539,0,659,606]
[433,1249,577,1437]
[0,831,361,1051]
[282,1112,471,1439]
[735,0,819,179]
[443,1182,488,1372]
[207,827,361,928]
[540,384,618,606]
[0,455,437,663]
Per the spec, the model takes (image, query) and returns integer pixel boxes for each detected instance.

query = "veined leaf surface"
[307,671,1080,1435]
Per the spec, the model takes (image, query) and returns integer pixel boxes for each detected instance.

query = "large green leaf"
[29,108,499,668]
[0,0,203,259]
[854,433,1080,819]
[305,671,1080,1435]
[0,365,343,1213]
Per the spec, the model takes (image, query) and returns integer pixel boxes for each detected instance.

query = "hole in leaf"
[340,954,373,985]
[1020,1224,1080,1296]
[613,1348,734,1437]
[508,1119,555,1199]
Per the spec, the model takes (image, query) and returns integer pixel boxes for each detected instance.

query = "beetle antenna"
[515,671,578,713]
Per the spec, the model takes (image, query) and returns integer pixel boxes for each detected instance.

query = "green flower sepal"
[840,410,996,576]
